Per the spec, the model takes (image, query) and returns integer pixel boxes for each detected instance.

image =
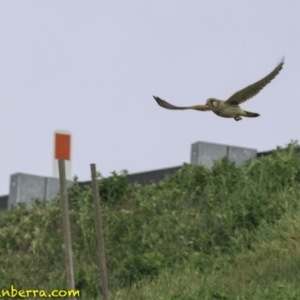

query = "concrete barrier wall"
[2,141,263,210]
[0,195,8,210]
[127,166,181,185]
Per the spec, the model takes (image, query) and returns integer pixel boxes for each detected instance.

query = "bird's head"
[206,98,219,108]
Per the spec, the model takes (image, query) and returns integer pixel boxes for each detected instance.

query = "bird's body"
[205,98,259,120]
[153,58,284,121]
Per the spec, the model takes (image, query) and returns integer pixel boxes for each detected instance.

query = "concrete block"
[228,146,257,166]
[191,141,228,168]
[8,173,73,209]
[8,173,45,209]
[191,141,257,168]
[44,177,73,200]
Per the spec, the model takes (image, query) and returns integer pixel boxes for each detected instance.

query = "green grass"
[1,141,300,299]
[114,208,300,299]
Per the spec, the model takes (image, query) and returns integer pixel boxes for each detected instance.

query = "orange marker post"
[55,133,71,160]
[53,131,72,180]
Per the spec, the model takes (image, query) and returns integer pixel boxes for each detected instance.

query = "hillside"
[1,142,300,299]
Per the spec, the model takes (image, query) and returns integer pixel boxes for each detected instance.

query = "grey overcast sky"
[0,1,299,195]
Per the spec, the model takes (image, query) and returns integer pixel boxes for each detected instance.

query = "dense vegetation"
[1,142,300,299]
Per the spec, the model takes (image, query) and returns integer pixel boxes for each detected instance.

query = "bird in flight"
[153,58,284,121]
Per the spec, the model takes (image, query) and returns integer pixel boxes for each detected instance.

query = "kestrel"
[153,58,284,121]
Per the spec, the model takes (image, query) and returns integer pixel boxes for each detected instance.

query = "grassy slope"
[1,142,300,299]
[115,209,300,300]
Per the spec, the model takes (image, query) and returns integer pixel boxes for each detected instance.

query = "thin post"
[58,159,76,300]
[90,164,109,300]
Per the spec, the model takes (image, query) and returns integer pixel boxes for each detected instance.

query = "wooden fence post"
[90,164,109,300]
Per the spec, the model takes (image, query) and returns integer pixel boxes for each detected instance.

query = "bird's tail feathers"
[244,110,260,118]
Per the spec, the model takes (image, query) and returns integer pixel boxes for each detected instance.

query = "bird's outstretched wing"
[225,57,284,105]
[153,96,210,111]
